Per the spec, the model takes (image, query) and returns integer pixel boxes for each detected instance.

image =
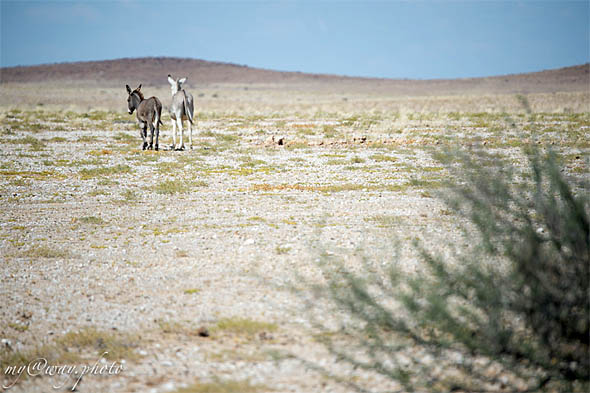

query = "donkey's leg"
[148,122,155,150]
[188,120,193,150]
[140,123,148,150]
[171,119,177,150]
[176,118,184,151]
[154,108,161,151]
[154,121,160,151]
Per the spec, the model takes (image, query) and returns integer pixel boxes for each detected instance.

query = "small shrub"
[308,146,589,392]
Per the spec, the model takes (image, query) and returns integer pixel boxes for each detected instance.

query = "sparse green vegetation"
[370,153,397,162]
[0,328,131,383]
[156,319,195,335]
[326,159,347,165]
[77,135,99,143]
[97,178,119,186]
[251,183,367,193]
[250,180,441,193]
[127,151,160,163]
[8,136,46,150]
[83,110,110,121]
[78,215,105,225]
[172,378,269,393]
[323,124,338,138]
[296,127,316,137]
[1,169,65,180]
[79,164,133,179]
[202,130,239,144]
[275,245,291,254]
[239,155,267,167]
[87,188,110,196]
[55,327,139,361]
[212,317,277,336]
[121,189,139,202]
[7,322,29,332]
[20,244,71,259]
[154,179,192,194]
[364,214,400,228]
[157,160,186,174]
[284,141,309,150]
[0,85,588,393]
[113,131,136,143]
[88,149,113,156]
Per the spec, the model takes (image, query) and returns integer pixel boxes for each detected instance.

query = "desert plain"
[0,58,588,392]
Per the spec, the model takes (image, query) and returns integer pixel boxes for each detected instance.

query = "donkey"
[167,74,194,150]
[125,84,163,150]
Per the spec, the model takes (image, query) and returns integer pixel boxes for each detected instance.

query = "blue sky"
[1,1,588,79]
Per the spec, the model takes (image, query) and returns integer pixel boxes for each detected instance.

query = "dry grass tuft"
[172,378,269,393]
[212,317,277,336]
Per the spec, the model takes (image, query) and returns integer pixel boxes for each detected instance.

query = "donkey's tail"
[183,90,194,125]
[155,98,164,126]
[154,107,163,127]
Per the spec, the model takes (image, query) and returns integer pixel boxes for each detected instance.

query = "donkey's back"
[139,96,163,125]
[170,90,193,124]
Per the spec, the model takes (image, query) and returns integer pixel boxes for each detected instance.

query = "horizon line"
[1,56,588,83]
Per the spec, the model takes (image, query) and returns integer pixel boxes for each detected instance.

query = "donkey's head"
[167,74,186,95]
[125,84,143,114]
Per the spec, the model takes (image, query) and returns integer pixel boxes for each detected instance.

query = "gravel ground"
[0,89,588,392]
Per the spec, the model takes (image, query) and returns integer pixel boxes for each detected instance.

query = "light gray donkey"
[126,84,163,150]
[167,74,194,150]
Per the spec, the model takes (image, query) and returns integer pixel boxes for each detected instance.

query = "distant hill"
[1,57,588,96]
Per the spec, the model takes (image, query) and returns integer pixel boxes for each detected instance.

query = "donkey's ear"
[136,84,142,91]
[168,75,175,85]
[179,77,187,85]
[126,85,132,94]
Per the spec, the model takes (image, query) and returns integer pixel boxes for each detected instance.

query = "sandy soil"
[0,74,588,392]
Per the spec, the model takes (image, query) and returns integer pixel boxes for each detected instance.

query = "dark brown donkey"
[125,84,163,150]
